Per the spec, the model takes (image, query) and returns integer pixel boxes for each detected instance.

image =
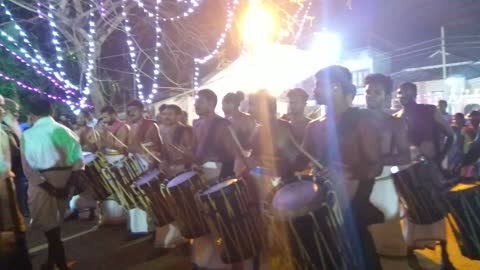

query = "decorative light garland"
[0,42,79,97]
[46,1,67,78]
[0,72,87,107]
[149,0,162,103]
[36,0,43,19]
[281,1,306,40]
[132,0,162,103]
[293,0,313,44]
[133,0,200,22]
[161,0,200,22]
[121,0,145,102]
[83,2,96,95]
[99,0,107,17]
[0,0,78,91]
[193,0,238,89]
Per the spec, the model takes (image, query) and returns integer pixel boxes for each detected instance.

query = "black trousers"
[44,227,68,270]
[0,233,32,270]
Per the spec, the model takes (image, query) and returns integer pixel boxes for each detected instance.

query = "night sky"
[315,0,480,49]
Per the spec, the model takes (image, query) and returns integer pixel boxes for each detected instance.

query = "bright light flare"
[309,31,342,64]
[242,5,276,48]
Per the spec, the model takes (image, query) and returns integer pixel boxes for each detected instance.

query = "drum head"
[135,168,161,187]
[273,181,319,212]
[167,171,197,188]
[200,178,237,196]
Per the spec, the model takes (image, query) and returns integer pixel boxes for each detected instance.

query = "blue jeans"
[15,175,29,218]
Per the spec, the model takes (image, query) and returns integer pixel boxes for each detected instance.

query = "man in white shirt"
[21,96,83,270]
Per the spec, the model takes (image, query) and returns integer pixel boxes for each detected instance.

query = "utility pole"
[441,26,447,80]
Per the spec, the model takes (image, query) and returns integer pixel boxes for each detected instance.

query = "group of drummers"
[3,64,480,270]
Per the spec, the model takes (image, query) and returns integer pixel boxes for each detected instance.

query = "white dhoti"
[28,170,71,232]
[154,223,185,248]
[368,167,408,256]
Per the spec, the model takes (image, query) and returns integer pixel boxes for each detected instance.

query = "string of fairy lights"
[293,0,313,44]
[0,0,77,92]
[150,0,162,101]
[193,0,239,89]
[121,0,145,102]
[0,0,315,109]
[83,2,97,96]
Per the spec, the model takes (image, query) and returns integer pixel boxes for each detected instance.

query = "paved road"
[25,216,479,270]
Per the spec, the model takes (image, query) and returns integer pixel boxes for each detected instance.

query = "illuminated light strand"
[0,72,88,107]
[46,0,80,94]
[193,0,238,89]
[161,0,200,22]
[281,1,306,40]
[99,0,107,17]
[0,0,78,91]
[0,42,79,97]
[46,1,68,79]
[293,0,313,44]
[36,0,43,18]
[133,0,200,22]
[121,0,145,102]
[83,3,96,95]
[131,0,162,104]
[149,0,162,103]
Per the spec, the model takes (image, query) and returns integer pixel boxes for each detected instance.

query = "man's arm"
[383,118,411,166]
[433,109,454,161]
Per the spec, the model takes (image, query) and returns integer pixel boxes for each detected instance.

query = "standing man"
[364,73,411,258]
[126,100,166,238]
[465,110,480,144]
[248,90,301,180]
[438,100,452,125]
[0,95,32,270]
[160,104,193,175]
[127,100,163,170]
[286,88,311,143]
[222,91,256,149]
[365,74,411,167]
[1,98,29,219]
[395,82,455,270]
[303,65,384,270]
[191,89,246,270]
[156,104,168,129]
[75,110,99,153]
[193,89,242,180]
[21,96,83,270]
[98,105,129,154]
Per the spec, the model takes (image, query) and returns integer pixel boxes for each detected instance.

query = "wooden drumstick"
[140,144,162,164]
[140,144,173,178]
[109,132,128,149]
[286,130,327,172]
[167,142,185,155]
